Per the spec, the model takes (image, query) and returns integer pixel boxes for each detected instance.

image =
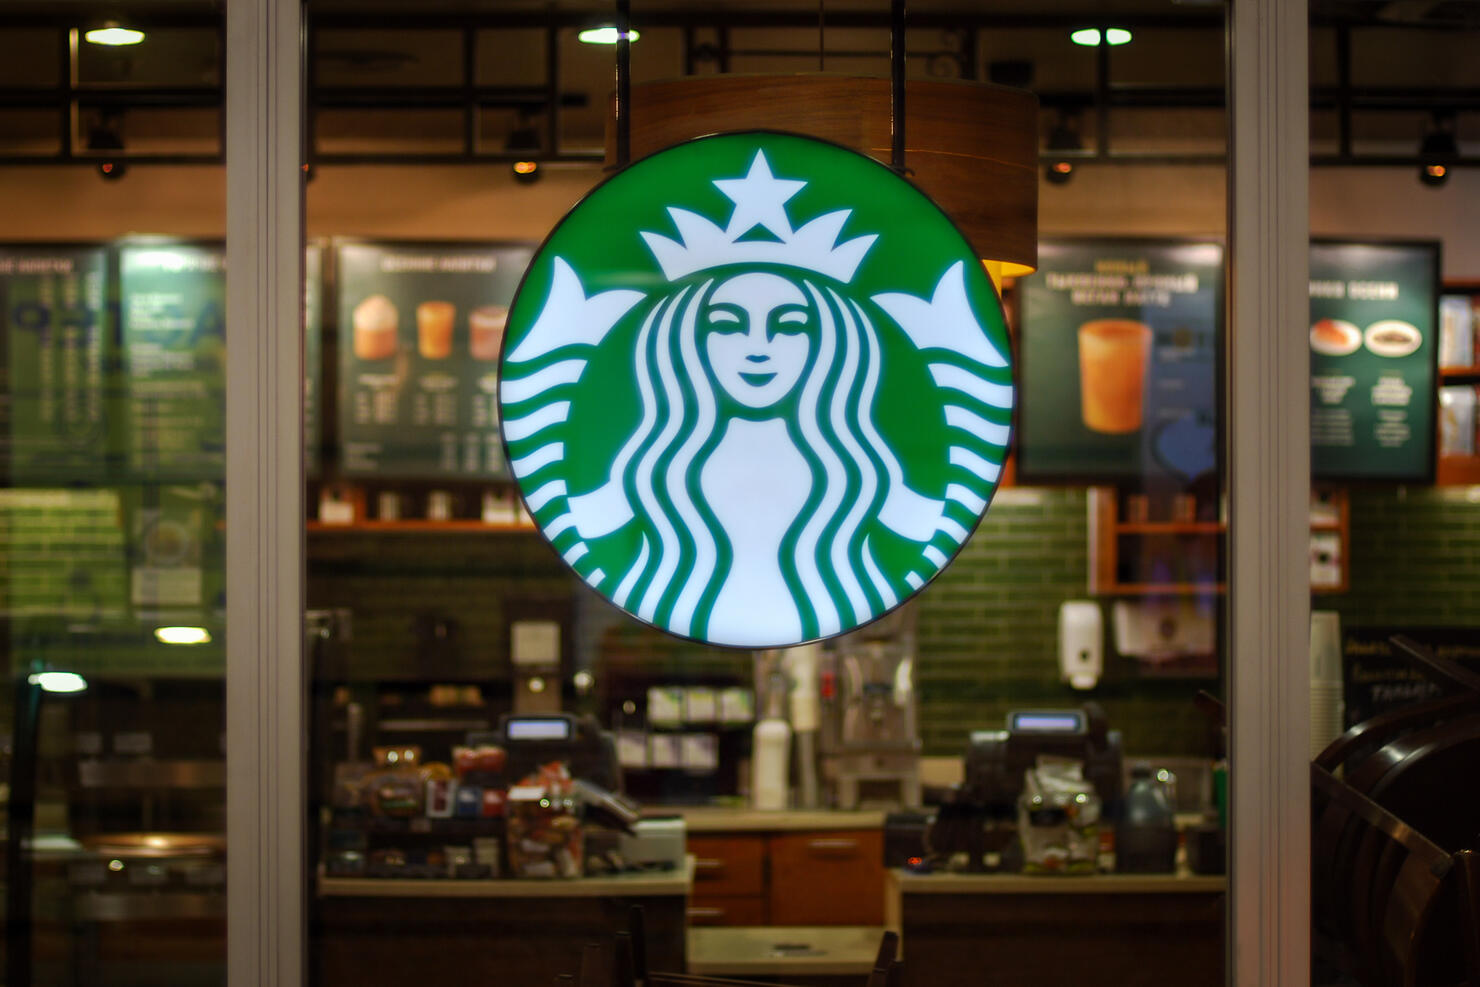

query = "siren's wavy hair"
[608,270,910,642]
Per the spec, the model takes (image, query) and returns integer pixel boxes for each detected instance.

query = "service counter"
[887,869,1227,987]
[313,860,692,985]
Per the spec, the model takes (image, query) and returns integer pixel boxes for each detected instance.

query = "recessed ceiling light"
[85,25,145,46]
[29,671,88,694]
[578,26,640,45]
[155,625,212,645]
[1071,28,1133,47]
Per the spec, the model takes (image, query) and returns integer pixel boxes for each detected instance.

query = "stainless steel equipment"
[819,611,922,809]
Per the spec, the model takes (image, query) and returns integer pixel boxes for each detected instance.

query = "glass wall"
[1307,12,1480,987]
[0,8,228,986]
[299,4,1234,985]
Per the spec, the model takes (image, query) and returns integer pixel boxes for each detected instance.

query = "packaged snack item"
[371,772,424,818]
[373,745,421,769]
[454,784,483,819]
[505,762,583,878]
[426,778,456,818]
[1439,385,1477,456]
[1440,295,1475,368]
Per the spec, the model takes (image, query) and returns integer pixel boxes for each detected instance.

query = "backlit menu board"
[336,241,533,478]
[0,246,112,482]
[1309,241,1438,482]
[120,242,227,479]
[1019,239,1223,484]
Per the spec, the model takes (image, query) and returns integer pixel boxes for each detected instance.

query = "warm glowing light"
[1052,161,1073,174]
[513,160,538,175]
[155,626,212,645]
[1071,28,1132,47]
[1427,164,1447,179]
[578,27,640,45]
[85,26,145,46]
[28,671,88,694]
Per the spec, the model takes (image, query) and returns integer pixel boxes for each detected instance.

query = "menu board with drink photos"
[1018,239,1224,484]
[0,245,113,482]
[335,241,534,479]
[1308,241,1438,482]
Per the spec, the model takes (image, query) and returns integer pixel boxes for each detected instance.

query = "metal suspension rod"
[890,0,906,172]
[616,0,632,168]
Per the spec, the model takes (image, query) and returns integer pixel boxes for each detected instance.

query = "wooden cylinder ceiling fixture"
[604,75,1041,277]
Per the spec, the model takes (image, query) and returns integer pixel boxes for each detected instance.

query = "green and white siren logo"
[500,132,1014,648]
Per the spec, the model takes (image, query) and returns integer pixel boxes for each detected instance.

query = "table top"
[642,806,887,832]
[688,925,887,976]
[888,868,1226,895]
[317,857,693,899]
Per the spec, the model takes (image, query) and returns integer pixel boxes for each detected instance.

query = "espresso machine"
[819,607,922,809]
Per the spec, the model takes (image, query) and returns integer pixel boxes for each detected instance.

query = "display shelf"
[306,520,536,534]
[1437,456,1480,486]
[1440,365,1480,382]
[1113,521,1225,535]
[1089,487,1348,595]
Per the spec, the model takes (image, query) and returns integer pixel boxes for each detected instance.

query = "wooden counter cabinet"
[686,828,886,928]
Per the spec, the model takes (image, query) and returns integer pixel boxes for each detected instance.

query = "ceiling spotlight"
[1419,112,1458,188]
[85,22,145,46]
[155,625,212,645]
[1071,28,1132,47]
[1045,112,1084,186]
[87,113,127,181]
[506,123,543,184]
[578,26,640,45]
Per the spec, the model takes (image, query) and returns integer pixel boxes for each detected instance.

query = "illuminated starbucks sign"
[499,132,1014,648]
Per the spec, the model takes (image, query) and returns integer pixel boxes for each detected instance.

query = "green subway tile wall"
[915,487,1215,759]
[1321,486,1480,629]
[306,486,1219,759]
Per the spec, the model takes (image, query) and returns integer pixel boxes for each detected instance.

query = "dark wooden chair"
[1312,763,1480,986]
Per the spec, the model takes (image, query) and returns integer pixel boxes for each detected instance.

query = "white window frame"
[223,1,1313,983]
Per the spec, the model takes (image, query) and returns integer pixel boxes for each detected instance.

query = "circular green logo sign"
[500,132,1014,648]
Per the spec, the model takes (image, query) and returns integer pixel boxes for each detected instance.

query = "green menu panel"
[0,488,128,621]
[1309,241,1438,482]
[120,242,227,479]
[1020,239,1223,484]
[336,241,532,478]
[1,246,112,483]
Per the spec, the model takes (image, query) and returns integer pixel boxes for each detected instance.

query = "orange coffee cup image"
[417,301,456,360]
[1077,319,1152,434]
[469,304,508,361]
[352,294,399,361]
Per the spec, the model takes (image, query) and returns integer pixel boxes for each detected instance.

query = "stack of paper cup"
[1309,611,1345,760]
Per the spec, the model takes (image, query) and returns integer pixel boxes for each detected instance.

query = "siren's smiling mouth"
[740,370,777,386]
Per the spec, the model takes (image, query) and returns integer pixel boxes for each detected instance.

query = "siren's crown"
[640,150,878,284]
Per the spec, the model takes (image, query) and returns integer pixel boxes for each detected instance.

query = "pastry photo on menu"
[1308,318,1362,356]
[1363,320,1422,358]
[353,294,399,360]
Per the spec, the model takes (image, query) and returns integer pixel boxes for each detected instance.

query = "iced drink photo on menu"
[417,300,456,359]
[1078,319,1152,433]
[352,294,399,360]
[468,304,507,361]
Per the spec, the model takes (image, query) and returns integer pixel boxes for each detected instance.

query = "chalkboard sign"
[335,241,533,478]
[0,245,112,483]
[1019,239,1223,485]
[1343,626,1480,727]
[1309,241,1439,482]
[119,241,227,480]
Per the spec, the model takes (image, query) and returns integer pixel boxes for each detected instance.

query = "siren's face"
[703,272,813,410]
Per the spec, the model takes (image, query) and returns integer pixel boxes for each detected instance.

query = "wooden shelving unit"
[1437,283,1480,484]
[1088,486,1349,595]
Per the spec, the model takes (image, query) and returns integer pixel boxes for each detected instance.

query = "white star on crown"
[640,150,879,284]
